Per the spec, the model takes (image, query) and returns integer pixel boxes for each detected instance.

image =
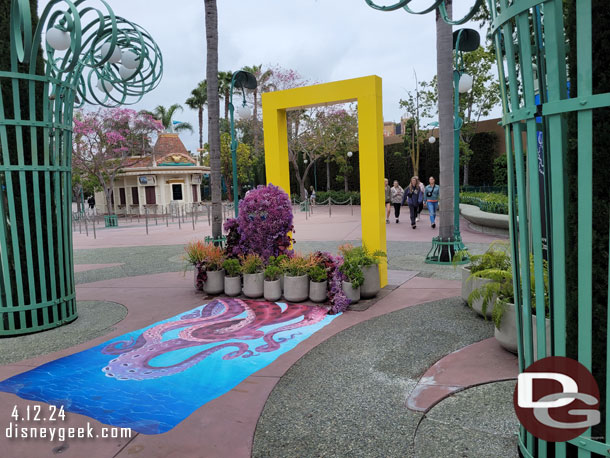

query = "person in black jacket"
[403,177,423,229]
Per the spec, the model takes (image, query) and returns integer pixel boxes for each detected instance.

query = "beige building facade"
[95,133,210,215]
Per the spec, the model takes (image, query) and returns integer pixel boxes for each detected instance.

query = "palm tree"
[205,0,222,240]
[218,70,233,120]
[436,0,454,254]
[151,104,194,133]
[185,80,207,150]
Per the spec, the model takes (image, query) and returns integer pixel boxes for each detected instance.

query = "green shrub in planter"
[339,259,364,288]
[240,253,264,274]
[265,265,283,281]
[308,265,327,283]
[223,258,241,277]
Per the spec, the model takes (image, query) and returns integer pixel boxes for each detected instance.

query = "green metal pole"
[229,76,239,218]
[453,68,461,236]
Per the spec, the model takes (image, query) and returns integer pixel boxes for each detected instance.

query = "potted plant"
[264,264,283,302]
[240,253,264,298]
[460,241,511,318]
[339,258,364,303]
[268,254,289,289]
[490,259,550,356]
[281,253,311,302]
[308,264,328,303]
[184,240,206,291]
[202,244,226,295]
[223,258,242,297]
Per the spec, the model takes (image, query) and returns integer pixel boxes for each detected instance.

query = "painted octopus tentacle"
[255,307,328,353]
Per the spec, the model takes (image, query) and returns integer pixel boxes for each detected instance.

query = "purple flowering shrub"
[312,251,350,314]
[224,184,294,261]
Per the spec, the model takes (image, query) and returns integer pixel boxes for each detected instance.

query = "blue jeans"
[427,201,438,224]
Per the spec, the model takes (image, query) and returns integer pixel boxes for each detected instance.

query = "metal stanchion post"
[165,205,168,227]
[207,204,211,225]
[145,206,149,235]
[191,204,195,231]
[328,198,331,217]
[155,207,158,225]
[79,216,82,234]
[350,197,353,216]
[92,214,96,239]
[178,207,181,229]
[84,215,88,237]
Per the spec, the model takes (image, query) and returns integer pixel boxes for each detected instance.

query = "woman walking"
[423,176,440,229]
[384,178,391,223]
[415,176,425,222]
[403,177,423,229]
[390,180,404,223]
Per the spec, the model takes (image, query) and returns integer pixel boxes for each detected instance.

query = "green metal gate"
[489,0,609,456]
[365,0,609,456]
[0,0,162,335]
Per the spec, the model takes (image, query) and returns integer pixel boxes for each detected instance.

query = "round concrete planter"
[309,280,327,303]
[283,274,309,302]
[494,302,551,357]
[204,269,225,295]
[224,276,241,297]
[264,279,282,302]
[461,266,495,319]
[360,264,380,299]
[342,281,360,303]
[243,272,264,298]
[494,302,518,354]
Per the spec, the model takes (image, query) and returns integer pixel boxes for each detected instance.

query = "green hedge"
[460,192,509,215]
[315,190,360,205]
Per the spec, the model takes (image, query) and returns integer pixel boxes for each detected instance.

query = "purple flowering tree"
[73,108,163,214]
[224,184,294,260]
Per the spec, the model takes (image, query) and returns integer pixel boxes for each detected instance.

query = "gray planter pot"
[361,264,380,298]
[342,280,360,303]
[283,274,309,302]
[224,275,241,297]
[494,302,551,357]
[309,280,327,303]
[494,302,517,353]
[461,266,495,319]
[264,279,282,302]
[194,266,203,291]
[204,269,225,295]
[243,272,264,298]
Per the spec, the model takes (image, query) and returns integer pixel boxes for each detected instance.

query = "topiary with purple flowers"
[224,183,294,261]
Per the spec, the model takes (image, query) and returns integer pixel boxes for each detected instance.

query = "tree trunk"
[198,107,203,150]
[436,1,454,241]
[344,174,348,192]
[463,163,469,186]
[326,159,331,191]
[205,0,222,239]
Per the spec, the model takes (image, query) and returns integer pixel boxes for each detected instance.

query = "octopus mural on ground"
[101,298,328,381]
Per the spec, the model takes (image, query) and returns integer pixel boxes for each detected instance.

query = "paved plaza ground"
[0,205,519,457]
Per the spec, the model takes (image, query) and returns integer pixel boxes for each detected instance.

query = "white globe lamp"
[236,105,251,120]
[46,28,71,51]
[428,136,436,144]
[347,151,353,158]
[458,73,474,93]
[121,49,139,69]
[96,78,113,93]
[100,42,122,64]
[119,65,137,80]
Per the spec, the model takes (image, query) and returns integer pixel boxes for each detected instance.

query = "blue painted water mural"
[0,298,338,434]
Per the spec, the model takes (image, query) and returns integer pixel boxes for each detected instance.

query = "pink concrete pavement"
[406,337,518,413]
[73,205,504,249]
[0,272,463,458]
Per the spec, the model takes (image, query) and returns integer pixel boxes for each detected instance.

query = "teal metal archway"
[0,0,162,335]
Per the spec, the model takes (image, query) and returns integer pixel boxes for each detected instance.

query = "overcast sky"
[40,0,490,154]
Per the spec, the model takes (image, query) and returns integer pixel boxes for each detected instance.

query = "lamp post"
[449,28,479,263]
[228,70,257,217]
[0,0,162,335]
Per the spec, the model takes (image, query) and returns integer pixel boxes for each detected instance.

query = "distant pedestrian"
[309,186,316,205]
[384,178,391,223]
[87,195,95,215]
[390,180,404,223]
[403,176,423,229]
[423,176,440,229]
[415,176,425,222]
